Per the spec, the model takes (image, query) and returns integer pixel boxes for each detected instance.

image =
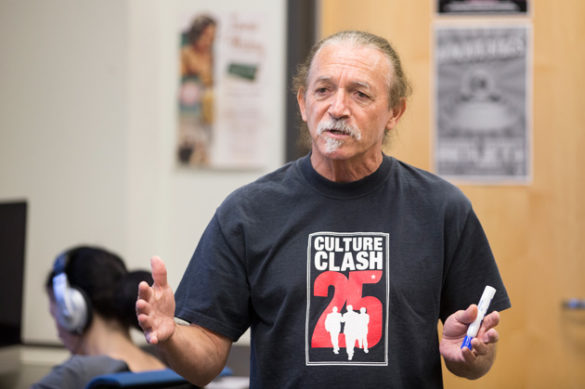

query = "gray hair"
[293,30,411,109]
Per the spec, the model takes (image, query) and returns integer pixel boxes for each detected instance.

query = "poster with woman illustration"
[434,24,532,183]
[177,11,269,169]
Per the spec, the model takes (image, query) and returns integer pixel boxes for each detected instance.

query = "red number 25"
[311,270,383,348]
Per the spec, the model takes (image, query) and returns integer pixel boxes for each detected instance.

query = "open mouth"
[327,128,350,135]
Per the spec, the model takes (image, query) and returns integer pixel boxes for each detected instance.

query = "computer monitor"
[0,200,27,347]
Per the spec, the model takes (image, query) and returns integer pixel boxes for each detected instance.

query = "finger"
[137,280,153,300]
[470,337,490,355]
[480,311,500,331]
[150,256,169,288]
[461,345,476,364]
[480,328,499,345]
[135,298,151,316]
[145,329,159,345]
[137,312,150,328]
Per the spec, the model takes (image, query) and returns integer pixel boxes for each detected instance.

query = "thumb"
[150,256,168,288]
[442,304,479,339]
[457,304,479,326]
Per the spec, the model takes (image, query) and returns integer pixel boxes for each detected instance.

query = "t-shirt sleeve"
[439,204,511,323]
[174,213,251,341]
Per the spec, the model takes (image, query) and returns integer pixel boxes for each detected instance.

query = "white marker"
[461,285,496,350]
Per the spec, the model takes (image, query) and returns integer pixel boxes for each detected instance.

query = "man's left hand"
[440,305,501,379]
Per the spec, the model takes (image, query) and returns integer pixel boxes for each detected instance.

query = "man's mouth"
[317,120,362,140]
[326,128,350,136]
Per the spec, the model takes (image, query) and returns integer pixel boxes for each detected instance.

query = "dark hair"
[293,30,412,109]
[187,14,216,45]
[46,246,152,331]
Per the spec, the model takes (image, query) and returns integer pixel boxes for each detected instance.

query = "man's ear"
[297,88,307,122]
[385,98,407,131]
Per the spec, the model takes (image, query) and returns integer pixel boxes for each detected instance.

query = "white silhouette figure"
[358,307,370,353]
[324,306,342,354]
[342,305,361,360]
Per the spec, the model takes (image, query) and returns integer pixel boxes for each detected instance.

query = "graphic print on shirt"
[305,232,389,366]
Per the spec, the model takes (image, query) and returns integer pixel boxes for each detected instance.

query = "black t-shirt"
[175,154,511,388]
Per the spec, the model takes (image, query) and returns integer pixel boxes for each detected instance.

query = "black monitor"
[0,200,27,346]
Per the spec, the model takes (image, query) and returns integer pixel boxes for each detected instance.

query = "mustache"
[316,119,362,140]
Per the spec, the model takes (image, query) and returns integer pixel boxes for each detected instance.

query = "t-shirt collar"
[298,152,392,199]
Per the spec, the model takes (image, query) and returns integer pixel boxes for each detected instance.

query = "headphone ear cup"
[64,286,92,334]
[53,273,92,334]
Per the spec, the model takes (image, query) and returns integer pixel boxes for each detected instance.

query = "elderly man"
[137,30,510,388]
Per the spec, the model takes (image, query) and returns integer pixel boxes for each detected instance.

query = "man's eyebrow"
[313,76,334,84]
[313,77,372,90]
[349,81,372,91]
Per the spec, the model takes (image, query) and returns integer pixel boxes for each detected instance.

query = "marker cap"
[480,286,496,309]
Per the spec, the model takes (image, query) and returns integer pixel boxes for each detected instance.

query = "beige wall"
[0,0,286,345]
[320,1,585,387]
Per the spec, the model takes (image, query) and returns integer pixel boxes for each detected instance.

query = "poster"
[437,0,529,15]
[434,24,531,182]
[177,11,269,169]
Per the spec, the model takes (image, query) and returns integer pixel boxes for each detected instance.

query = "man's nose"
[328,89,350,120]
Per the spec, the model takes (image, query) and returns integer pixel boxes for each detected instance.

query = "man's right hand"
[136,256,233,386]
[136,256,177,344]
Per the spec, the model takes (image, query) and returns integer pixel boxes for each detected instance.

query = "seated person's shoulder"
[32,355,128,389]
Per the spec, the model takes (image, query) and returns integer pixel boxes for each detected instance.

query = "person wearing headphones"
[32,246,165,389]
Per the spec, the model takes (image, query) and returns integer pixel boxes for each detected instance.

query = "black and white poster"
[434,24,531,182]
[437,0,529,15]
[305,232,390,366]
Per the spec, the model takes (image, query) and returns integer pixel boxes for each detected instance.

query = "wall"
[0,0,286,345]
[0,0,129,343]
[320,0,585,387]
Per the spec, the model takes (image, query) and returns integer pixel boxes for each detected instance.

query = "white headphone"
[52,253,92,334]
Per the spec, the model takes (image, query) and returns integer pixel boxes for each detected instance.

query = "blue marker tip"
[461,335,473,350]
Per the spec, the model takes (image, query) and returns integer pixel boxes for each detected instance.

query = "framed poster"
[434,24,532,183]
[177,11,272,169]
[437,0,529,15]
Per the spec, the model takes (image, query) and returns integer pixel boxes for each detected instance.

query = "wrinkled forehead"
[308,41,393,87]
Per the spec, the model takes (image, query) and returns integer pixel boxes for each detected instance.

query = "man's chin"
[318,147,353,161]
[319,137,346,155]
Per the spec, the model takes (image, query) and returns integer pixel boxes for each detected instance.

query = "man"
[342,305,360,361]
[137,30,511,388]
[324,306,342,354]
[358,307,370,354]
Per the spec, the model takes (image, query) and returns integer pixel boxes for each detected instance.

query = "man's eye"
[356,91,370,99]
[315,87,329,95]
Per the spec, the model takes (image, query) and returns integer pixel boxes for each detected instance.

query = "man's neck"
[310,152,383,183]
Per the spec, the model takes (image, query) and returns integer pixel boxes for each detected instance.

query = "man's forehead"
[307,43,391,86]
